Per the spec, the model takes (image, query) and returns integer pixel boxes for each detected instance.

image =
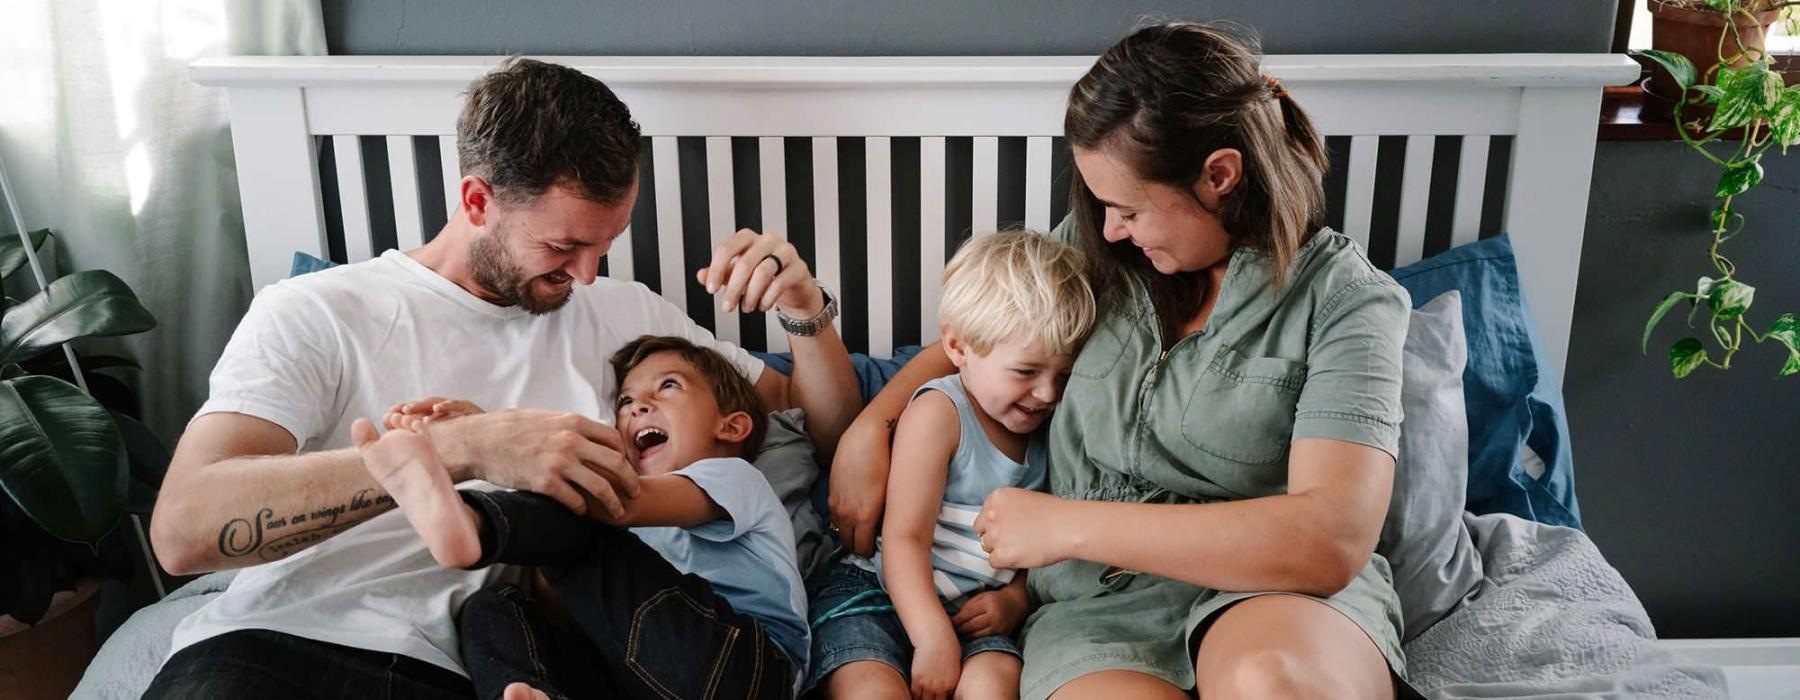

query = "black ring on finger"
[761,253,784,276]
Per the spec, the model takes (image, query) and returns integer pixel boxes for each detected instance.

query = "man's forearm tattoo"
[885,418,898,432]
[216,488,394,561]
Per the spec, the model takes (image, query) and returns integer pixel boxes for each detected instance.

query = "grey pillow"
[1380,290,1484,641]
[753,408,834,582]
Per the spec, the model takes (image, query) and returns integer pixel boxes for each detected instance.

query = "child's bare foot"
[502,682,551,700]
[351,418,483,568]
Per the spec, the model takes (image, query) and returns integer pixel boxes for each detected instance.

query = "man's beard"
[469,229,574,315]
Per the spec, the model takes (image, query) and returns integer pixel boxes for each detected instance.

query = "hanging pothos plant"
[1638,0,1800,377]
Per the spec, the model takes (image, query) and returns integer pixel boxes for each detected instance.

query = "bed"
[72,53,1798,698]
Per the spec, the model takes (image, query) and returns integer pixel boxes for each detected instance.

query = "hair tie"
[1263,75,1289,100]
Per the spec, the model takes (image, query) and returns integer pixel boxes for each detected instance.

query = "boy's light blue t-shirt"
[631,457,810,684]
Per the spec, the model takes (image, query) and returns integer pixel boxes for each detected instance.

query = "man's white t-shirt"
[167,249,764,676]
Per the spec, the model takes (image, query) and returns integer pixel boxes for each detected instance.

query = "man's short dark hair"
[457,57,642,204]
[610,335,767,458]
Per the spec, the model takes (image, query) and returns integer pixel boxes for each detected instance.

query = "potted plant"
[1646,0,1788,103]
[1638,1,1800,377]
[0,228,165,699]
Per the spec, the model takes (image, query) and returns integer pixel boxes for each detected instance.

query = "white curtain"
[0,0,326,443]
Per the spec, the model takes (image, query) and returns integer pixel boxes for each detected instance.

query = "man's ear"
[464,176,496,227]
[941,327,971,368]
[715,411,755,445]
[1192,148,1244,208]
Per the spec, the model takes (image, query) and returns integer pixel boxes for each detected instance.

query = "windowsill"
[1600,82,1683,141]
[1602,55,1800,142]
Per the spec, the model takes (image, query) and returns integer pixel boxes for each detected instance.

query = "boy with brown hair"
[356,334,809,700]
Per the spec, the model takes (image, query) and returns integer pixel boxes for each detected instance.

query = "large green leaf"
[1637,49,1697,93]
[0,229,51,282]
[0,375,126,544]
[0,270,156,366]
[111,410,170,515]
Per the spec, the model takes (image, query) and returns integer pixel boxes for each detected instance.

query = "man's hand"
[951,581,1030,639]
[695,229,823,317]
[827,414,895,556]
[435,409,639,519]
[909,633,962,700]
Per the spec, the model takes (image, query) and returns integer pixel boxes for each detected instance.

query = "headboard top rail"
[192,54,1639,89]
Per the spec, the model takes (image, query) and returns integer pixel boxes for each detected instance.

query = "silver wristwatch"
[778,284,839,337]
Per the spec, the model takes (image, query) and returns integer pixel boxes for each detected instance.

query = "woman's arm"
[828,342,958,555]
[978,438,1393,597]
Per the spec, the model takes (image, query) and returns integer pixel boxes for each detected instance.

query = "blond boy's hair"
[938,230,1096,356]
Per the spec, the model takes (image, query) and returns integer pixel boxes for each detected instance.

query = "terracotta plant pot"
[0,579,103,700]
[1649,2,1783,103]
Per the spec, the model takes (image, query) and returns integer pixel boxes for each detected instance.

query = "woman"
[826,22,1411,700]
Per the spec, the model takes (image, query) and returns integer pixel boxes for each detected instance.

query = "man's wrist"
[777,284,826,319]
[428,420,478,481]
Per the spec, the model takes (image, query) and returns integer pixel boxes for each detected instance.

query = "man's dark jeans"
[143,628,474,699]
[457,489,793,700]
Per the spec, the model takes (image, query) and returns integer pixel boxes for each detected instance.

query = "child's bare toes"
[351,418,380,449]
[502,682,550,700]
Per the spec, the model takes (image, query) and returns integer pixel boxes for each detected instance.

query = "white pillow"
[1380,290,1485,641]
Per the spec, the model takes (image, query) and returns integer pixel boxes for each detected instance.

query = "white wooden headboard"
[190,54,1638,381]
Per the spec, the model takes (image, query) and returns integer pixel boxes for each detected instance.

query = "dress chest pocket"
[1179,346,1308,466]
[1070,319,1126,380]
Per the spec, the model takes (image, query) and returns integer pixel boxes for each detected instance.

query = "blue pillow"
[1386,235,1580,529]
[290,251,339,276]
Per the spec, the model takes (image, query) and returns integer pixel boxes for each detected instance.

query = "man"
[144,57,858,698]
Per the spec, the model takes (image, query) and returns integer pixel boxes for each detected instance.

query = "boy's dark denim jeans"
[144,628,474,699]
[457,489,794,700]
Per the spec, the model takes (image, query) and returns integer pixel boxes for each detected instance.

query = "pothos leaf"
[1707,278,1756,319]
[1711,63,1779,133]
[1772,89,1800,152]
[1644,291,1696,353]
[1716,159,1764,197]
[1767,314,1800,377]
[1705,0,1736,11]
[1670,338,1708,379]
[1636,49,1698,93]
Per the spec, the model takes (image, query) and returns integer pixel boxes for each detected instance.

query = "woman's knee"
[823,660,909,700]
[1201,647,1338,700]
[954,652,1021,700]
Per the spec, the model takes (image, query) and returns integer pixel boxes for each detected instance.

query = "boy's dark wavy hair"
[610,335,766,457]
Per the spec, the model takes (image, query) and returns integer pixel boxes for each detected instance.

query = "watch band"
[778,284,838,337]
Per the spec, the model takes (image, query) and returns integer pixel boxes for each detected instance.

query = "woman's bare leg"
[1048,670,1188,700]
[1193,595,1394,700]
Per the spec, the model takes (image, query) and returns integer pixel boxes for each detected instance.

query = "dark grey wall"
[322,0,1800,638]
[321,0,1615,55]
[1572,142,1800,638]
